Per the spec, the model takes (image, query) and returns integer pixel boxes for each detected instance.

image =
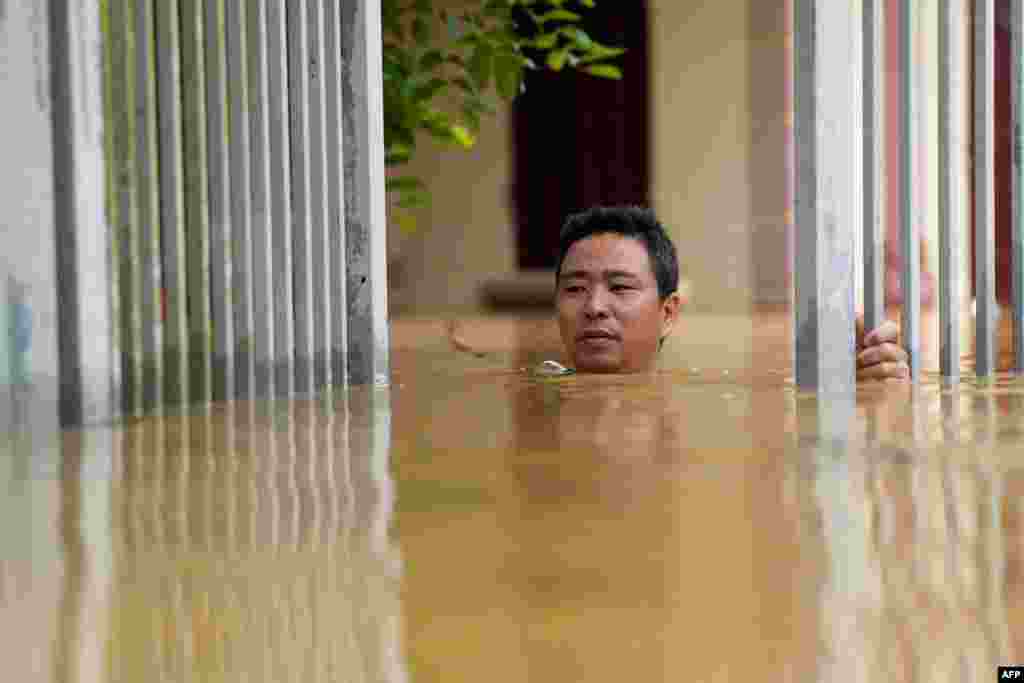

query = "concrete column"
[792,0,862,392]
[50,0,118,425]
[342,0,390,386]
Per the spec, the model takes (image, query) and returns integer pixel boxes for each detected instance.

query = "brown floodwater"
[4,310,1024,682]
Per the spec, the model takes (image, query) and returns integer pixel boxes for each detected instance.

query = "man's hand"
[855,314,910,381]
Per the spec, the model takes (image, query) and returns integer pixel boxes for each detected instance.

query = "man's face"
[556,233,681,373]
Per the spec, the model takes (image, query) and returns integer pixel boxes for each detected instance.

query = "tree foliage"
[382,0,624,228]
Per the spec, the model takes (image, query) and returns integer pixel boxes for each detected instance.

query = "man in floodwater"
[555,205,910,379]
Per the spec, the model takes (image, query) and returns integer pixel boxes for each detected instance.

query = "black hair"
[554,205,679,300]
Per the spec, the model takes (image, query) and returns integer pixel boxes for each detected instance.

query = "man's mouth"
[578,330,619,342]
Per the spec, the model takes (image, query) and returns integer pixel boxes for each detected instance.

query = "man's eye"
[611,284,632,292]
[565,285,584,293]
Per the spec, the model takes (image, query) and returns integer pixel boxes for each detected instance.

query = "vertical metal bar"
[324,0,348,386]
[180,0,213,405]
[900,0,921,382]
[136,0,164,412]
[1012,0,1024,373]
[52,0,118,426]
[309,0,332,391]
[975,0,996,378]
[792,0,860,393]
[342,0,391,386]
[864,0,885,335]
[939,0,965,381]
[103,0,125,420]
[267,0,296,397]
[248,0,276,399]
[206,0,235,400]
[155,0,189,406]
[289,0,316,395]
[112,0,144,416]
[226,0,254,398]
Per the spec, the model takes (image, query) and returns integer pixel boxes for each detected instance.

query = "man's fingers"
[857,361,910,381]
[864,319,900,346]
[857,342,908,368]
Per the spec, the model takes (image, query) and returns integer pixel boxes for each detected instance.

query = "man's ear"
[661,292,682,338]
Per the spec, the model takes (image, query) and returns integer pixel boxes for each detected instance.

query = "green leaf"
[411,77,448,103]
[468,43,493,88]
[387,176,426,192]
[386,143,413,166]
[572,28,593,50]
[546,47,570,71]
[413,16,431,43]
[392,209,419,236]
[584,64,622,79]
[449,125,476,148]
[532,32,558,49]
[494,55,522,99]
[420,49,444,70]
[536,9,581,24]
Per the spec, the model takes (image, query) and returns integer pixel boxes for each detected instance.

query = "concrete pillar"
[792,0,862,392]
[342,0,390,387]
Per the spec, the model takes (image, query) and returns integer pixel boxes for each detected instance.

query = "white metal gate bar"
[136,0,164,412]
[181,0,213,406]
[795,1,1015,389]
[206,0,236,402]
[155,0,189,406]
[325,1,349,387]
[248,0,277,399]
[267,0,297,399]
[18,0,390,424]
[975,0,997,378]
[226,0,255,399]
[863,0,886,337]
[939,0,965,382]
[308,0,333,392]
[900,0,921,382]
[53,0,117,426]
[792,0,859,393]
[288,0,317,396]
[112,0,144,416]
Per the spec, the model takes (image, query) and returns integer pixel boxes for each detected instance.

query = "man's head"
[554,206,682,373]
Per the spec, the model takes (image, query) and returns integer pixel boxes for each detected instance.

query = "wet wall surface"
[4,312,1024,682]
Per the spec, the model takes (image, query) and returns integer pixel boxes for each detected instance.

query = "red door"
[969,0,1014,304]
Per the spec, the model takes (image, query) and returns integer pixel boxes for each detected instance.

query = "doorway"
[511,1,650,270]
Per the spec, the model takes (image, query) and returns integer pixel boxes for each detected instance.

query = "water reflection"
[792,385,1012,682]
[10,312,1024,682]
[0,386,405,683]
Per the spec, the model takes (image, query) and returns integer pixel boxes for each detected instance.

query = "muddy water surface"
[3,312,1024,682]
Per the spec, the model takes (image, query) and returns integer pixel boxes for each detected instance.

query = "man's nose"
[583,289,610,317]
